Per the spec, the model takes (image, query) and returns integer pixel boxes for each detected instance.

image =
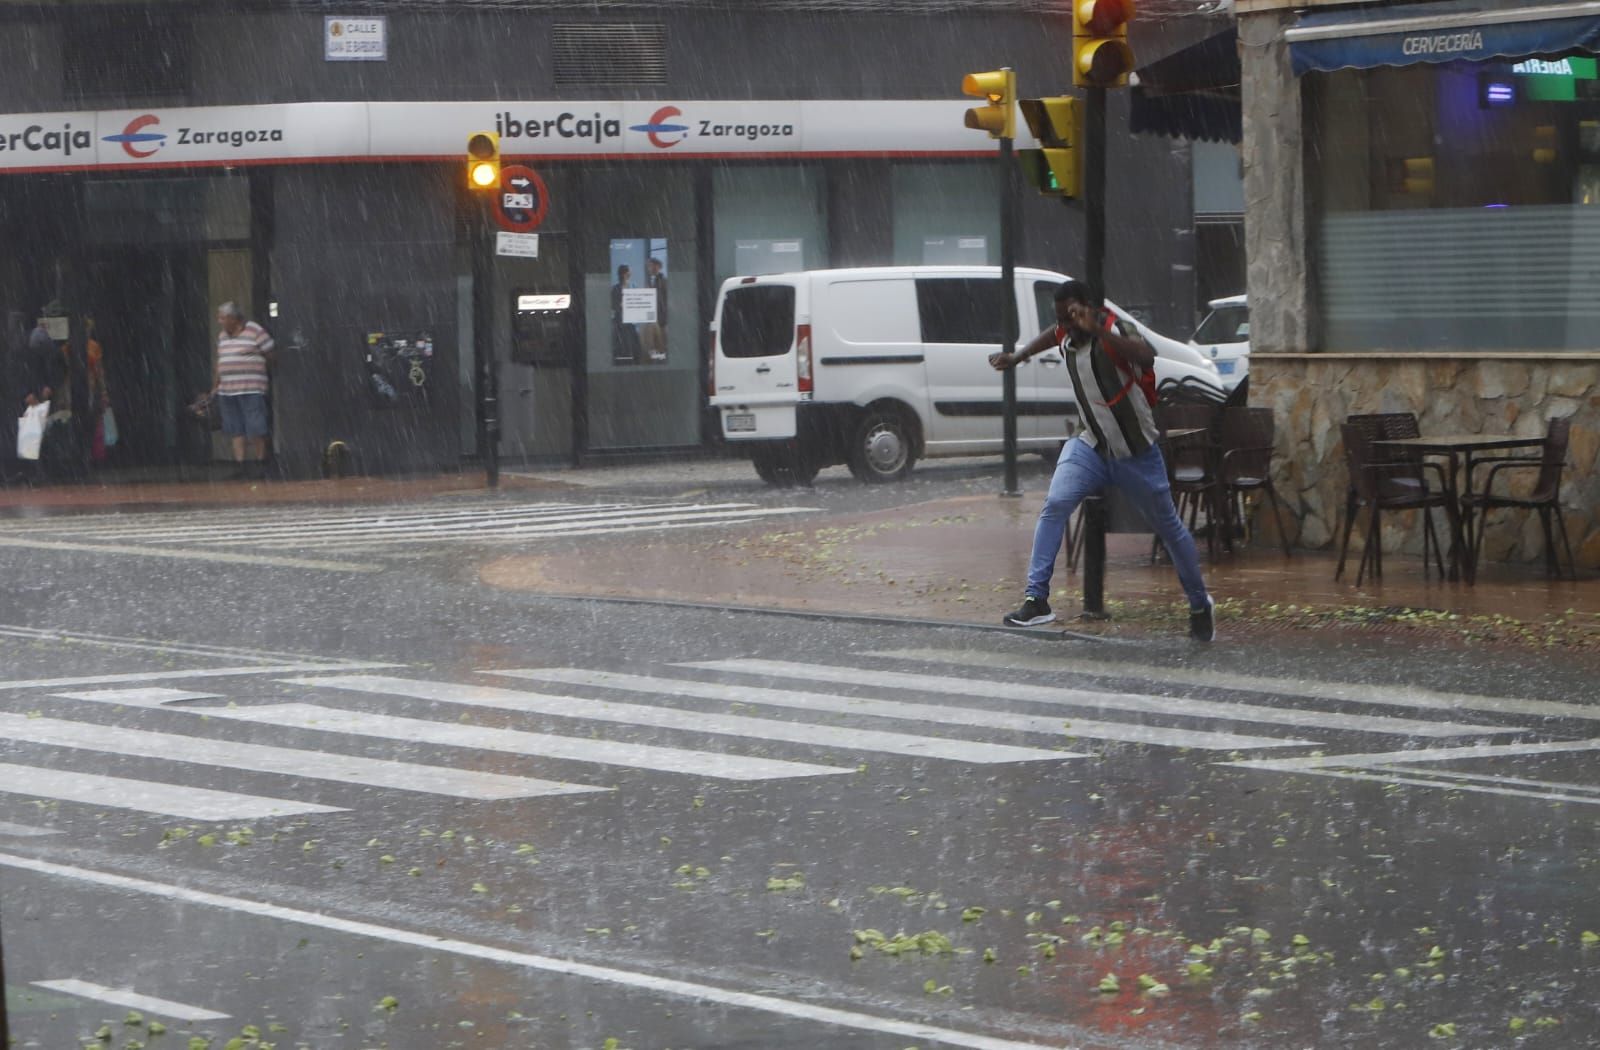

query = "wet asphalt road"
[1,473,1599,1050]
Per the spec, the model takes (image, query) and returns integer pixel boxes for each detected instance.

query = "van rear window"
[720,286,796,359]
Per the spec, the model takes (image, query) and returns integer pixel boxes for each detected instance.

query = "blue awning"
[1287,0,1600,76]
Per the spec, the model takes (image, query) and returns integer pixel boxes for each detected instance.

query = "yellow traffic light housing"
[466,131,500,191]
[1073,0,1135,88]
[962,69,1017,140]
[1018,97,1083,199]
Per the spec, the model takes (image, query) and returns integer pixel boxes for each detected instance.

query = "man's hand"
[988,350,1015,371]
[1066,303,1104,336]
[24,394,37,407]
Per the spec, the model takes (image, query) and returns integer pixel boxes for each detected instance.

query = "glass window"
[1310,59,1600,351]
[915,277,1011,344]
[581,168,700,451]
[892,163,1000,265]
[1194,304,1249,344]
[713,166,826,285]
[720,286,794,359]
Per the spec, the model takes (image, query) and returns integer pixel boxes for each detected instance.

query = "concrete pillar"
[1240,9,1310,353]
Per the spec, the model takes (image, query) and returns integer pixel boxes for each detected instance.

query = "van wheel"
[847,408,916,483]
[752,448,820,488]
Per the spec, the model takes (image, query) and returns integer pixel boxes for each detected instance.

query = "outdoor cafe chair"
[1216,406,1291,557]
[1153,401,1221,561]
[1461,417,1577,581]
[1336,422,1456,585]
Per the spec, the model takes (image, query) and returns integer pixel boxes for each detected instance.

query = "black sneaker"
[1003,595,1055,627]
[1189,595,1216,643]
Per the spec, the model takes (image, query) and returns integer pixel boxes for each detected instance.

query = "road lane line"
[1230,738,1600,772]
[0,762,341,820]
[1,853,1067,1050]
[0,664,401,692]
[1231,766,1600,806]
[0,624,388,666]
[32,980,230,1022]
[287,674,1080,765]
[0,711,601,801]
[0,821,59,837]
[688,658,1493,739]
[519,668,1301,752]
[877,648,1600,723]
[51,688,222,706]
[137,503,755,543]
[0,536,381,572]
[200,703,853,782]
[5,502,615,539]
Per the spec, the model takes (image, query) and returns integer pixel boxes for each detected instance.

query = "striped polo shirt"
[1058,320,1159,461]
[216,321,275,396]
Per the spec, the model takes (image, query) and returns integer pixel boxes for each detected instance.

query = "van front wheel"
[847,408,916,483]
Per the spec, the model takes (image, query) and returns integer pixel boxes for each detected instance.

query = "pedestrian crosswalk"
[0,497,821,561]
[0,644,1573,825]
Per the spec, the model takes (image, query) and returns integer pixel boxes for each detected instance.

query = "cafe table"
[1371,433,1547,583]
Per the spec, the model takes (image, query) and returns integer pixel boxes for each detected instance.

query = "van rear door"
[712,280,801,440]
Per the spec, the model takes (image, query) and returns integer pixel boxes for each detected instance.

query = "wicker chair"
[1462,418,1576,580]
[1216,407,1291,557]
[1336,422,1456,584]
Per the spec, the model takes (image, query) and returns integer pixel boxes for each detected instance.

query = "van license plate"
[1216,360,1235,375]
[726,413,757,433]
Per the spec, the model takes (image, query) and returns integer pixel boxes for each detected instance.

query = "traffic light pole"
[471,195,500,490]
[999,133,1021,499]
[1080,85,1110,619]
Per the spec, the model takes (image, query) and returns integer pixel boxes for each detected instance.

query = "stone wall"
[1254,355,1600,569]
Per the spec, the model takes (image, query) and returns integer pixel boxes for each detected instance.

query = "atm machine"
[499,286,577,463]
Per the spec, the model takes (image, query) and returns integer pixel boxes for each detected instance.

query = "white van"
[709,265,1227,485]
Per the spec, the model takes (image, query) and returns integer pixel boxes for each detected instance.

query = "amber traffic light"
[466,131,500,191]
[962,68,1017,140]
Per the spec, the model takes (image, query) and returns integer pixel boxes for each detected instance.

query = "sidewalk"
[478,490,1600,653]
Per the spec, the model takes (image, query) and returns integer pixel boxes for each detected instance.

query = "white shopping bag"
[16,401,48,461]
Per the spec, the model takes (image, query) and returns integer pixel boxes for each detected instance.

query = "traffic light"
[466,131,500,191]
[1073,0,1136,88]
[1018,97,1083,199]
[962,69,1017,140]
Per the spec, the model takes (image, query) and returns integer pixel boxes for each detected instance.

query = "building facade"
[0,1,1218,479]
[1238,0,1600,568]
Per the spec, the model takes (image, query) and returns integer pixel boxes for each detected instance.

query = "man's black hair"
[1054,279,1100,307]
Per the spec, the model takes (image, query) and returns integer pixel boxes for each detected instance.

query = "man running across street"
[989,279,1215,642]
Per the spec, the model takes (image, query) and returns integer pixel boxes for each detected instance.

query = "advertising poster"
[608,237,669,365]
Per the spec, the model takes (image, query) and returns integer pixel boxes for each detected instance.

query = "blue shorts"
[218,393,269,438]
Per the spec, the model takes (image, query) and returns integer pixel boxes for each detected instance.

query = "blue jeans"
[1026,437,1209,609]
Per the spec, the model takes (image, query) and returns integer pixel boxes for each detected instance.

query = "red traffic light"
[1076,0,1134,36]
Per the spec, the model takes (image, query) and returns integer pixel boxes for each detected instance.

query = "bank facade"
[1237,0,1600,568]
[0,1,1220,479]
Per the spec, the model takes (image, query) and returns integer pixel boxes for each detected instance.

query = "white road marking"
[287,675,1080,765]
[198,703,853,782]
[1228,740,1600,805]
[519,667,1297,752]
[877,648,1600,723]
[1,501,615,539]
[0,762,341,820]
[0,821,59,837]
[2,853,1063,1050]
[0,711,599,801]
[0,536,380,572]
[51,687,221,706]
[0,664,400,692]
[689,658,1495,739]
[0,623,388,667]
[32,980,230,1022]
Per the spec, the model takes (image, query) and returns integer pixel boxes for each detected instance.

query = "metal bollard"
[1080,493,1110,620]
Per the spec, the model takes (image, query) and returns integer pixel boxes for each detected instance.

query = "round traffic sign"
[495,165,549,233]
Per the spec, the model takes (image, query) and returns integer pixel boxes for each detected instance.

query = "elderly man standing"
[209,301,275,480]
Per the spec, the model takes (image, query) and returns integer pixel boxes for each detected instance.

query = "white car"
[1189,294,1249,390]
[709,265,1228,485]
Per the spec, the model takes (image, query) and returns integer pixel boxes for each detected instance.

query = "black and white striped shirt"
[1058,321,1159,461]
